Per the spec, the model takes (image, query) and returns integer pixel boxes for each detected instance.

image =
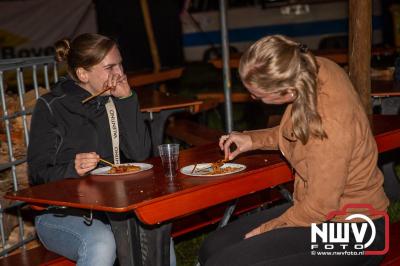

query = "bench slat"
[172,187,288,238]
[0,246,74,266]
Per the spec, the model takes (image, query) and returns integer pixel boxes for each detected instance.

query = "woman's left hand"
[106,73,131,98]
[75,152,100,176]
[244,218,285,239]
[245,225,264,239]
[219,131,253,160]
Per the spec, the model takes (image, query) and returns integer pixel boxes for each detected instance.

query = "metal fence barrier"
[0,56,58,257]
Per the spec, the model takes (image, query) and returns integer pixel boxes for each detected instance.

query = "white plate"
[180,163,246,177]
[90,163,153,176]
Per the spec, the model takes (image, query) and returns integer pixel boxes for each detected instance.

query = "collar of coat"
[53,76,111,107]
[280,104,297,142]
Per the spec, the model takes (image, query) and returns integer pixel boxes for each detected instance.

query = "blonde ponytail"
[239,35,327,144]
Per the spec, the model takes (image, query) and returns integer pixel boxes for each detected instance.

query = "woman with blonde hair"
[199,35,388,265]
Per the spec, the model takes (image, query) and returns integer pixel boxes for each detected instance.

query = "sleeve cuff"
[259,217,289,233]
[64,160,79,178]
[118,90,133,100]
[244,128,279,150]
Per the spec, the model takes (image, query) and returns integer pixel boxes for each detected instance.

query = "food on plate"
[210,159,226,171]
[108,164,141,174]
[207,166,242,175]
[197,160,241,175]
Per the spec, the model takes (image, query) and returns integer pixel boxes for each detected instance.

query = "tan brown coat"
[246,57,389,232]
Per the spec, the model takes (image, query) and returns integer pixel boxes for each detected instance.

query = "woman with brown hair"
[199,35,389,265]
[28,33,151,265]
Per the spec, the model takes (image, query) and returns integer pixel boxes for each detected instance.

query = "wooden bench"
[3,189,397,265]
[171,186,288,238]
[0,187,286,266]
[165,118,293,237]
[166,119,223,146]
[196,91,252,104]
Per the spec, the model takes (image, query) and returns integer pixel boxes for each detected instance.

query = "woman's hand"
[106,73,131,98]
[245,225,264,239]
[244,218,286,239]
[75,152,100,176]
[219,132,253,160]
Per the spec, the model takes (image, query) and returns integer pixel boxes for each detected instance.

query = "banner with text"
[0,0,97,59]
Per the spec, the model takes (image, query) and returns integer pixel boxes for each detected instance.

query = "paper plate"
[180,163,246,177]
[90,163,153,176]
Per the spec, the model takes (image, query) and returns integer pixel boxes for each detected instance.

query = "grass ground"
[176,232,209,266]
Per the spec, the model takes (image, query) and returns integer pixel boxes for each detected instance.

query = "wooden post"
[140,0,161,73]
[348,0,372,114]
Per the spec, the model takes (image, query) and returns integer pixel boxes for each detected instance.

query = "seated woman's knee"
[86,228,117,263]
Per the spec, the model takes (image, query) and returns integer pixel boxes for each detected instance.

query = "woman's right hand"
[106,73,131,98]
[75,152,100,176]
[219,132,253,160]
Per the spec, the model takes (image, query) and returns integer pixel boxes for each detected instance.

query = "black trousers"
[199,203,385,266]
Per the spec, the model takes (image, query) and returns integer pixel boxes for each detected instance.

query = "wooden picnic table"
[371,79,400,97]
[5,115,400,266]
[136,89,203,155]
[137,89,202,113]
[127,67,184,88]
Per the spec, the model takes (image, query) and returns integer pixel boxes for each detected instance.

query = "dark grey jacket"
[28,78,151,185]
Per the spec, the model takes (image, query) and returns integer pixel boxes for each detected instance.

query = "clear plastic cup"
[158,144,180,178]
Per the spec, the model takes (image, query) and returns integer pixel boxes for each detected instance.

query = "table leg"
[144,109,185,156]
[106,212,171,266]
[372,96,400,115]
[380,97,400,115]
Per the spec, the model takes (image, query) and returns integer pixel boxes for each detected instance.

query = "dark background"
[94,0,399,72]
[94,0,185,72]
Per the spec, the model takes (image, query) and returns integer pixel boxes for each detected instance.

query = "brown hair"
[239,35,327,144]
[54,33,116,81]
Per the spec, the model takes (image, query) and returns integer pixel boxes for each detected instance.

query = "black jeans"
[199,203,385,266]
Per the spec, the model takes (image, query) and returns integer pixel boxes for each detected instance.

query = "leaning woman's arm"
[244,126,280,150]
[27,98,78,185]
[114,91,151,161]
[259,115,355,232]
